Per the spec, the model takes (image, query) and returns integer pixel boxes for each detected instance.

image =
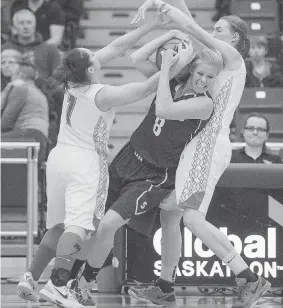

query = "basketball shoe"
[129,278,176,306]
[232,275,271,308]
[17,272,39,302]
[39,279,83,308]
[68,276,97,307]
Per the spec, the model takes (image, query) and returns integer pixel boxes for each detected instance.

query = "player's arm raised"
[155,49,212,121]
[132,0,241,70]
[130,27,190,78]
[93,13,164,66]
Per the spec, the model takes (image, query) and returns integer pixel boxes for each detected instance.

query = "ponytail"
[52,63,73,90]
[239,37,250,59]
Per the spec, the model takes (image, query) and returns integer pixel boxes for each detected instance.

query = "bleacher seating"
[230,0,280,36]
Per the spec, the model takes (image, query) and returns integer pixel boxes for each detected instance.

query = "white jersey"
[176,57,246,207]
[57,84,115,157]
[209,57,246,135]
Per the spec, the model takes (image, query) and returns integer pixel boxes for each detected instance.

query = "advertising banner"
[126,186,283,287]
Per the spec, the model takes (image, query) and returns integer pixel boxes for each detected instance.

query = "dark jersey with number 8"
[130,88,212,169]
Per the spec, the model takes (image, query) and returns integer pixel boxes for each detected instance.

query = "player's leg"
[129,190,183,306]
[68,155,125,283]
[17,223,86,303]
[17,147,67,302]
[81,143,174,284]
[17,224,64,302]
[39,225,87,308]
[81,179,159,284]
[182,205,271,308]
[39,148,101,308]
[159,192,183,283]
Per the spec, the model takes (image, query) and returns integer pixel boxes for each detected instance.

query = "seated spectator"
[1,61,49,163]
[2,9,61,123]
[231,113,282,163]
[2,9,61,79]
[245,36,283,88]
[1,49,21,91]
[11,0,65,46]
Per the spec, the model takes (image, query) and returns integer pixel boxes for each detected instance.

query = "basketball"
[156,38,182,69]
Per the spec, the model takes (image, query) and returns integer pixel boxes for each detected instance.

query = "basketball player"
[16,14,178,304]
[129,1,271,307]
[73,40,224,303]
[17,19,190,307]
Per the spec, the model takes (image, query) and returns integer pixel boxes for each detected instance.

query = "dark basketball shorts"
[105,142,176,237]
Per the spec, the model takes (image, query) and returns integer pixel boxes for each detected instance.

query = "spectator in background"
[1,61,49,163]
[231,113,282,163]
[11,0,65,46]
[2,9,61,124]
[2,9,61,80]
[245,36,283,88]
[1,49,21,91]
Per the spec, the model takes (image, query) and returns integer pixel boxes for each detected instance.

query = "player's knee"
[160,209,182,231]
[65,225,87,241]
[183,209,205,232]
[98,210,127,235]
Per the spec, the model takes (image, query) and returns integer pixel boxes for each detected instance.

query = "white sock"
[226,254,248,276]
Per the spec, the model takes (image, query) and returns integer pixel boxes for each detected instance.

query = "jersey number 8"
[153,117,165,136]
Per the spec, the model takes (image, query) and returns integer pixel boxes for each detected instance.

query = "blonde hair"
[190,48,224,75]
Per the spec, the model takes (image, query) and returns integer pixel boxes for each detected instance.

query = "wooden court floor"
[1,282,283,308]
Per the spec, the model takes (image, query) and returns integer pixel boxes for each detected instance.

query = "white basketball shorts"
[46,144,108,231]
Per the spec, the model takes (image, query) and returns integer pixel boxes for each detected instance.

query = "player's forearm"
[155,66,173,116]
[108,23,156,56]
[142,71,161,96]
[131,31,173,63]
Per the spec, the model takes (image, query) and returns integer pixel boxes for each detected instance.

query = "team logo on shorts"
[135,188,154,215]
